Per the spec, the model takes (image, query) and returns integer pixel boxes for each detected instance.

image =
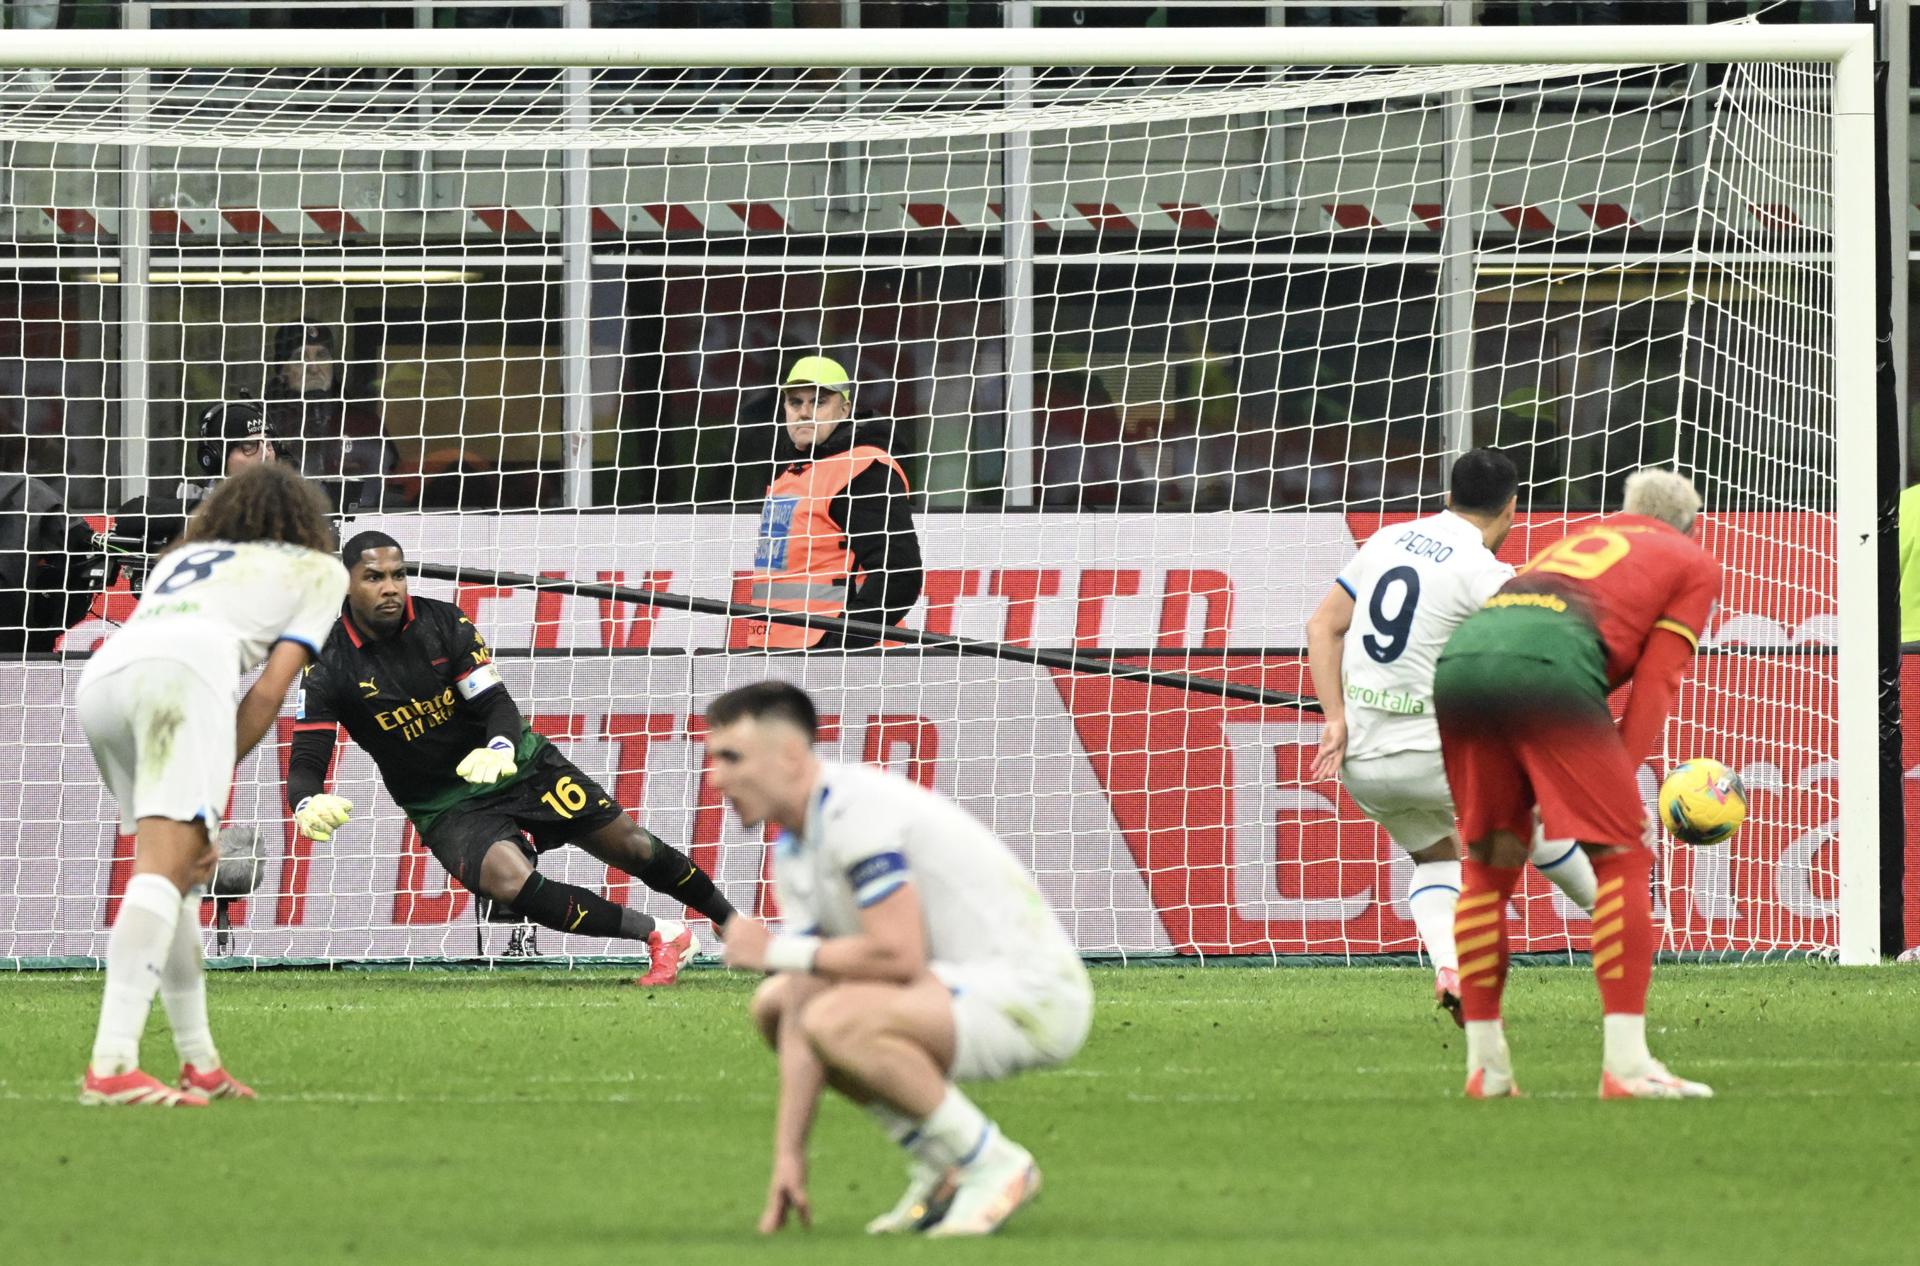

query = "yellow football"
[1658,759,1748,846]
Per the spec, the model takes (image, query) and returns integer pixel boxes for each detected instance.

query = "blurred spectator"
[0,413,98,653]
[1115,402,1244,510]
[107,401,290,592]
[0,474,96,655]
[1037,367,1127,508]
[264,318,396,511]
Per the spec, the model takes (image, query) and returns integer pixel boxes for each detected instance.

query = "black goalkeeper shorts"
[417,746,625,892]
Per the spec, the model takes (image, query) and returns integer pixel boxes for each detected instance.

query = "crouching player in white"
[76,464,347,1105]
[711,681,1092,1238]
[1306,448,1597,1023]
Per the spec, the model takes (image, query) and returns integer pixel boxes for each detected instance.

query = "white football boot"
[865,1161,955,1234]
[1599,1059,1714,1100]
[923,1138,1042,1238]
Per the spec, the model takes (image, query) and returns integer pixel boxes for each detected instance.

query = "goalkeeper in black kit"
[286,531,737,984]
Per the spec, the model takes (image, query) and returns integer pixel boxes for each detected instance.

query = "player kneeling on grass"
[709,681,1092,1238]
[284,532,736,983]
[1305,448,1598,1023]
[78,464,347,1106]
[1435,468,1721,1101]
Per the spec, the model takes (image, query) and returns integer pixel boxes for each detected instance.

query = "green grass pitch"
[2,964,1915,1266]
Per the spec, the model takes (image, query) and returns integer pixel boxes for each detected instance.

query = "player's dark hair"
[179,463,336,554]
[1449,448,1519,516]
[342,530,403,571]
[705,680,819,741]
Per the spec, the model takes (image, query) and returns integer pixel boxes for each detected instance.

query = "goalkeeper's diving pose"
[285,531,737,984]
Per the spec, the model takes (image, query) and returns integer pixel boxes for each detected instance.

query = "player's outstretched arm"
[721,917,826,1233]
[1617,627,1696,767]
[762,988,828,1234]
[1305,583,1356,781]
[723,883,928,985]
[236,640,312,762]
[286,713,352,842]
[449,620,529,783]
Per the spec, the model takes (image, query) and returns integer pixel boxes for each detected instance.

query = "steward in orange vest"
[744,357,923,650]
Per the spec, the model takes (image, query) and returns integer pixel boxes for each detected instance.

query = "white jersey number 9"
[1361,565,1422,664]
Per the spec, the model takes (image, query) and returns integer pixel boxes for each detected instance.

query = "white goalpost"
[0,22,1883,966]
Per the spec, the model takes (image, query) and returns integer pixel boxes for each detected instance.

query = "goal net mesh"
[0,42,1841,964]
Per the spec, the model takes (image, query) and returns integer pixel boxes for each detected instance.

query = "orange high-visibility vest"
[743,444,909,649]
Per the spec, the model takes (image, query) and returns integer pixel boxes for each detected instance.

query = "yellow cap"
[783,355,851,395]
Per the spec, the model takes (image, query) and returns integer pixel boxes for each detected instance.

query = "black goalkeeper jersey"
[287,593,546,826]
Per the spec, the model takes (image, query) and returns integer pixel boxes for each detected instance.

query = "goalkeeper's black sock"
[638,838,737,927]
[507,873,635,940]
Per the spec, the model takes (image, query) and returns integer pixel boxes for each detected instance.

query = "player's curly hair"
[178,462,337,554]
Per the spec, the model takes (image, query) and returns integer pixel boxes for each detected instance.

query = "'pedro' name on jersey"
[1334,510,1512,760]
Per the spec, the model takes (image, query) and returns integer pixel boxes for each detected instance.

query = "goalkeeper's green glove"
[293,794,354,843]
[456,736,518,786]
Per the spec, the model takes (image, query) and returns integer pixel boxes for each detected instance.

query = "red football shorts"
[1433,632,1649,851]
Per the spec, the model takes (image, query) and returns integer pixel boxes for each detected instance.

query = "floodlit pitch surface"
[2,965,1913,1265]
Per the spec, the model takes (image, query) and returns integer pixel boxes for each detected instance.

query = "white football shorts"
[76,659,233,834]
[934,954,1094,1083]
[1341,749,1455,853]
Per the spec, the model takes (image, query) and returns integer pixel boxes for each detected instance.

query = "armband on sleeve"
[455,664,503,700]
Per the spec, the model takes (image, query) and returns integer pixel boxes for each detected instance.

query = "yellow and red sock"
[1589,849,1654,1016]
[1455,861,1521,1022]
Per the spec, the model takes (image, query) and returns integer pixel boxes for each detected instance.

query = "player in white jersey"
[74,463,347,1106]
[710,681,1091,1239]
[1306,449,1597,1022]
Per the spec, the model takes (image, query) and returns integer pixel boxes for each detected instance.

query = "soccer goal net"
[0,22,1882,967]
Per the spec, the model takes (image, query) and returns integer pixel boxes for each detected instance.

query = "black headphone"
[194,400,271,477]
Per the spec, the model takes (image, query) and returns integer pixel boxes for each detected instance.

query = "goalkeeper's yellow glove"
[456,737,518,786]
[293,794,354,843]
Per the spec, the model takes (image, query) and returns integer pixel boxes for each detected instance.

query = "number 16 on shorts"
[539,774,589,819]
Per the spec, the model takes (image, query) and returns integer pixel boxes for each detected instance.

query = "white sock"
[90,873,183,1077]
[652,916,687,944]
[865,1101,919,1148]
[908,1086,1003,1172]
[1532,835,1598,912]
[1465,1019,1510,1075]
[1407,860,1462,972]
[1603,1012,1653,1077]
[160,887,219,1071]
